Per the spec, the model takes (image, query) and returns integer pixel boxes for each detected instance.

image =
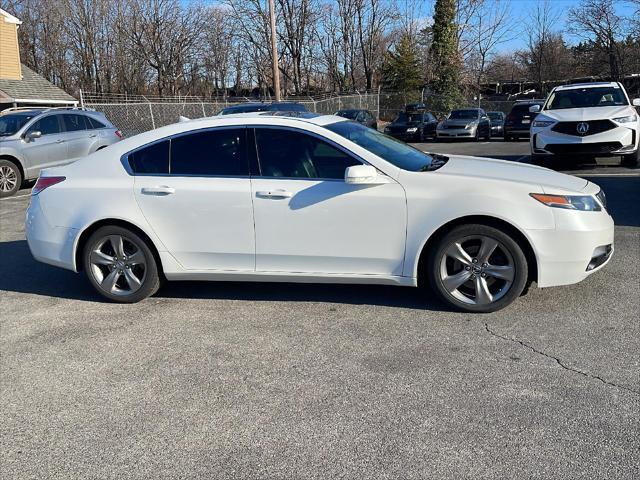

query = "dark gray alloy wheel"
[83,226,160,303]
[427,224,528,313]
[0,160,21,198]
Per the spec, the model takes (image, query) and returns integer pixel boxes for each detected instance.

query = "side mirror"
[529,105,541,113]
[25,130,42,142]
[632,98,640,107]
[345,165,388,185]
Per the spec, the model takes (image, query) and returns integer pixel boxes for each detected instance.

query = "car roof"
[554,82,619,91]
[215,111,341,125]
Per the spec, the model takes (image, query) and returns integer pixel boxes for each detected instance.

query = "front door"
[251,127,407,276]
[132,127,255,271]
[22,114,67,176]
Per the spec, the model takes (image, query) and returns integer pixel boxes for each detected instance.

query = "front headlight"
[530,193,601,211]
[612,114,637,124]
[406,127,418,133]
[465,122,478,129]
[384,126,390,132]
[437,122,445,130]
[532,120,554,127]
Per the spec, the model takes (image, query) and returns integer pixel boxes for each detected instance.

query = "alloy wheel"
[0,165,18,193]
[439,235,515,305]
[89,235,147,296]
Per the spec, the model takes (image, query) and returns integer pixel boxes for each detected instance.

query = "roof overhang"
[0,8,22,25]
[0,97,77,105]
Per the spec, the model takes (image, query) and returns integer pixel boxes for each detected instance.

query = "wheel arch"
[415,215,538,287]
[0,154,25,180]
[74,218,165,277]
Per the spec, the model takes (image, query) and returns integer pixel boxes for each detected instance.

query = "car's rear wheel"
[0,159,22,198]
[426,224,528,313]
[83,226,161,303]
[621,149,639,167]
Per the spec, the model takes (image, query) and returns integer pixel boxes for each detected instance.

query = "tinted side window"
[29,115,61,135]
[255,128,360,180]
[128,140,170,174]
[87,116,107,129]
[62,114,87,132]
[170,128,247,176]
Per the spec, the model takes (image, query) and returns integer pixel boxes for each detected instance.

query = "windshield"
[487,112,503,121]
[326,120,433,171]
[0,113,35,136]
[336,110,359,120]
[546,87,628,110]
[449,110,478,120]
[395,112,423,123]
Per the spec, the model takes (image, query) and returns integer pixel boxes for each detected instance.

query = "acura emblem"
[576,122,589,135]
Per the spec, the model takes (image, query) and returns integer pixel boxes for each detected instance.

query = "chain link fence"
[82,92,381,137]
[82,90,537,137]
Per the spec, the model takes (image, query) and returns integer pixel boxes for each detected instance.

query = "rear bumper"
[386,131,420,142]
[530,209,614,288]
[25,196,78,271]
[504,126,531,137]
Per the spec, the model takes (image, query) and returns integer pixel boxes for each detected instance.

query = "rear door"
[132,127,255,271]
[60,113,93,158]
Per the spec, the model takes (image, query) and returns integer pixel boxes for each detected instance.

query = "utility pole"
[268,0,281,102]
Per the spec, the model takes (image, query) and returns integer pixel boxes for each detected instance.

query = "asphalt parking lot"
[1,142,639,479]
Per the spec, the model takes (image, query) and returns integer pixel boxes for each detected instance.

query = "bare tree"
[568,0,627,79]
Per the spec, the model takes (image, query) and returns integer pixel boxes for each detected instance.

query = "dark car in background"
[436,108,492,141]
[384,105,438,142]
[487,111,505,138]
[218,102,307,115]
[334,109,377,129]
[504,101,543,140]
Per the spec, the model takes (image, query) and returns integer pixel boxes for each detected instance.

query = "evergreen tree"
[381,34,423,97]
[430,0,463,112]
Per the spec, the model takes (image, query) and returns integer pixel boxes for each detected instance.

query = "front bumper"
[531,124,638,157]
[385,130,420,142]
[529,207,614,288]
[436,127,476,138]
[26,195,79,271]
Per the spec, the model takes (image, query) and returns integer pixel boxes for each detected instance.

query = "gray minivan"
[0,108,122,197]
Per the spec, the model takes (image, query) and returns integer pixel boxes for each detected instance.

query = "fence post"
[79,89,84,109]
[377,85,381,120]
[201,102,206,118]
[143,96,156,129]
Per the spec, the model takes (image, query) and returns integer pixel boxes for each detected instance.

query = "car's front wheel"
[83,226,161,303]
[426,224,528,313]
[0,159,22,198]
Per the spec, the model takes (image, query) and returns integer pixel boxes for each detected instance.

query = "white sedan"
[25,112,614,312]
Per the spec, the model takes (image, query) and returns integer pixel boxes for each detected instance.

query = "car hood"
[433,155,589,193]
[539,105,635,122]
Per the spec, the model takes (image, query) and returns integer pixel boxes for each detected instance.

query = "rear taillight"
[32,176,66,195]
[115,130,123,139]
[505,114,514,123]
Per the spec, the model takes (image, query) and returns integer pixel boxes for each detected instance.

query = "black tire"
[505,134,513,141]
[83,225,161,303]
[0,159,22,198]
[473,128,480,142]
[425,224,528,313]
[621,149,639,167]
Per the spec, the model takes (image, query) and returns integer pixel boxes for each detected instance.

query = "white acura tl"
[26,112,613,312]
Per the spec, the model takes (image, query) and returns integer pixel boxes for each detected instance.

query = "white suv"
[530,82,640,167]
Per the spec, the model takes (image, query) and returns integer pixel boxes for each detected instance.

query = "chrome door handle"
[256,189,293,199]
[88,134,97,138]
[141,186,175,195]
[56,139,65,143]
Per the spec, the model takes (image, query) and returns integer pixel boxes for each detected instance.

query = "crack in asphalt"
[484,323,640,396]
